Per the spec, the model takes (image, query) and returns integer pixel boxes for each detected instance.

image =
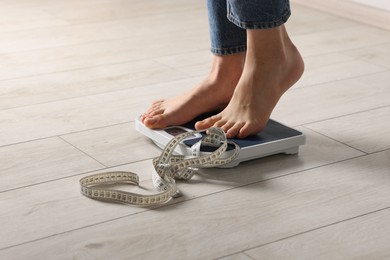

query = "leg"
[141,0,246,128]
[195,0,304,138]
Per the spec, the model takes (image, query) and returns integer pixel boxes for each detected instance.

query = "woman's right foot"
[195,25,304,138]
[141,53,245,128]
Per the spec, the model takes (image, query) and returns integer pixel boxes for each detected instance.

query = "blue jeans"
[207,0,291,55]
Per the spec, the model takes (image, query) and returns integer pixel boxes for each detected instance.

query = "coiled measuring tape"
[80,127,240,206]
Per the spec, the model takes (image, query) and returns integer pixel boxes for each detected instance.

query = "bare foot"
[195,25,304,138]
[142,53,245,128]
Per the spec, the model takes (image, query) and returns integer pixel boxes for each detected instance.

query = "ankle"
[210,53,245,76]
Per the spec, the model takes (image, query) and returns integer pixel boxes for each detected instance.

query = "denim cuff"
[227,9,291,30]
[210,45,247,55]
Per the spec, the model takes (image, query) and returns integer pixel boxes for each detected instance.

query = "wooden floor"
[1,0,390,259]
[293,0,390,30]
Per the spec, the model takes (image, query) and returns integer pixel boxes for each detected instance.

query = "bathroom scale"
[135,114,305,168]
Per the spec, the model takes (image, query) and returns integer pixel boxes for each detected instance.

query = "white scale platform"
[135,114,305,168]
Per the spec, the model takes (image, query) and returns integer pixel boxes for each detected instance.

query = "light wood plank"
[300,53,355,69]
[1,150,388,259]
[343,42,390,69]
[272,71,390,126]
[292,25,390,57]
[292,0,390,31]
[245,208,390,260]
[60,122,162,167]
[0,77,199,146]
[352,0,390,11]
[0,161,154,251]
[0,128,363,250]
[153,50,211,77]
[305,106,390,153]
[288,4,358,35]
[42,0,204,24]
[0,59,187,110]
[218,253,254,260]
[0,137,104,192]
[0,6,68,32]
[0,9,208,53]
[0,0,124,9]
[294,56,386,88]
[0,30,209,81]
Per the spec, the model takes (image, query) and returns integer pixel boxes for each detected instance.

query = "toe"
[141,113,145,121]
[195,115,221,130]
[143,116,157,128]
[220,121,234,133]
[145,105,161,115]
[151,99,164,106]
[144,115,168,129]
[150,100,164,109]
[147,108,165,117]
[237,125,249,138]
[214,119,227,128]
[237,123,258,138]
[145,101,164,114]
[226,122,245,138]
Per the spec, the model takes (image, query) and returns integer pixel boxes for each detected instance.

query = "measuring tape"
[80,127,240,206]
